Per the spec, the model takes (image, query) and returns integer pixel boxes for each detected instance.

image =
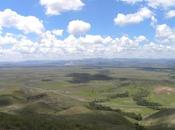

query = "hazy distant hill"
[1,59,175,68]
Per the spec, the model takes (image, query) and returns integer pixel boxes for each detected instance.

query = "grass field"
[0,65,175,129]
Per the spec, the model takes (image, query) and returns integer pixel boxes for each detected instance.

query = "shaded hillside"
[0,110,137,130]
[144,109,175,130]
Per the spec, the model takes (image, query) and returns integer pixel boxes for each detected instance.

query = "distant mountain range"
[1,58,175,68]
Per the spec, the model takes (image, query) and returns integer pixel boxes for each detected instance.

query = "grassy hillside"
[0,66,175,129]
[0,110,137,130]
[143,109,175,130]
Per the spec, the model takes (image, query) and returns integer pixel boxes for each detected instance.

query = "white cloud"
[147,0,175,9]
[119,0,143,4]
[52,29,64,36]
[1,24,175,60]
[134,35,147,43]
[0,30,175,60]
[40,0,84,15]
[156,24,175,44]
[0,30,150,60]
[114,7,153,25]
[150,16,157,27]
[118,0,175,9]
[0,9,44,34]
[67,20,91,35]
[0,33,18,45]
[80,35,106,44]
[166,10,175,18]
[12,37,37,54]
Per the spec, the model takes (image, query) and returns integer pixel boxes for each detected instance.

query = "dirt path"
[154,86,175,95]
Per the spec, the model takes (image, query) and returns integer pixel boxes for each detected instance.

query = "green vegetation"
[133,88,162,110]
[0,66,175,129]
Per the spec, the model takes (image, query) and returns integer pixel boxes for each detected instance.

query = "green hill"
[143,109,175,130]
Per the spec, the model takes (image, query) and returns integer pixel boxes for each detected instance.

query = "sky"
[0,0,175,61]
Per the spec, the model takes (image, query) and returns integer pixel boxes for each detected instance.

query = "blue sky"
[0,0,155,38]
[0,0,175,61]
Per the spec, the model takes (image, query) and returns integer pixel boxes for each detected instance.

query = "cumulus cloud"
[156,24,175,44]
[134,35,147,43]
[0,33,18,45]
[117,0,175,9]
[114,7,153,25]
[166,10,175,18]
[51,29,64,36]
[0,29,150,60]
[0,9,44,34]
[119,0,175,9]
[67,20,91,36]
[1,28,175,60]
[150,16,157,27]
[1,5,175,60]
[40,0,84,15]
[147,0,175,9]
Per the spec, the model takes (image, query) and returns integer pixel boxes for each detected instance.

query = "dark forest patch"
[66,73,113,83]
[41,79,53,82]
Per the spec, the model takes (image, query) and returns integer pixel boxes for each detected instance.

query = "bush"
[109,91,129,99]
[133,89,161,110]
[0,96,13,106]
[88,101,143,121]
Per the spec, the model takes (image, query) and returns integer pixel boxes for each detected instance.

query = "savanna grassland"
[0,63,175,130]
